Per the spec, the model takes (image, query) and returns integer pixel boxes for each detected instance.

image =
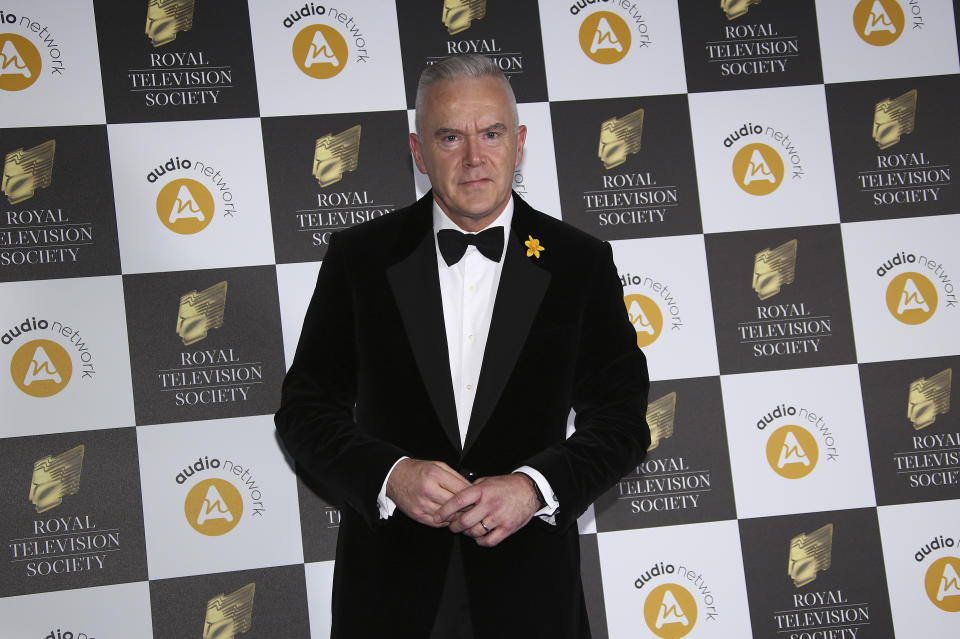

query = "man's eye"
[484,131,500,139]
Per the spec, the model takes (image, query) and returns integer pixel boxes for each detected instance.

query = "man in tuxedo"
[275,54,650,638]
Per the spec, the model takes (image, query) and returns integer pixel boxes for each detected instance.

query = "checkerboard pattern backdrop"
[1,1,959,637]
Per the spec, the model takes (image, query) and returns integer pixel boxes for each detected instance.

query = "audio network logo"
[4,316,97,397]
[175,455,266,536]
[788,523,833,587]
[766,425,819,479]
[722,0,763,20]
[873,89,916,150]
[853,0,905,46]
[876,250,956,324]
[723,121,803,196]
[145,0,195,47]
[177,281,227,345]
[647,392,677,451]
[0,32,41,91]
[908,368,951,430]
[314,125,361,187]
[443,0,486,35]
[620,271,684,348]
[30,445,84,513]
[185,477,244,536]
[3,139,55,204]
[147,156,238,231]
[204,582,255,639]
[293,24,348,78]
[644,583,697,639]
[925,556,960,612]
[579,11,630,64]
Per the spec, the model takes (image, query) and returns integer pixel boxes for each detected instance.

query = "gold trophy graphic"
[907,368,952,430]
[646,392,677,452]
[598,108,644,170]
[204,583,256,639]
[873,89,917,150]
[314,125,362,188]
[177,281,228,346]
[788,523,834,588]
[722,0,763,20]
[752,239,797,300]
[145,0,195,47]
[29,444,85,514]
[2,140,55,205]
[442,0,487,35]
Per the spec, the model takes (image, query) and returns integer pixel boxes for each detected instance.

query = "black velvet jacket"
[275,192,650,638]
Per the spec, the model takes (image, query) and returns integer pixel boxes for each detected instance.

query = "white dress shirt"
[377,198,559,523]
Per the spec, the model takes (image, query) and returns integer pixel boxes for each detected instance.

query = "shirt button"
[466,384,473,391]
[467,334,475,341]
[468,285,476,292]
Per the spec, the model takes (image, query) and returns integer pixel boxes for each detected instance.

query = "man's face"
[410,75,526,231]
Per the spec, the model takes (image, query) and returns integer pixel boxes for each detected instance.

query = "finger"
[428,463,472,493]
[435,485,481,523]
[476,526,509,548]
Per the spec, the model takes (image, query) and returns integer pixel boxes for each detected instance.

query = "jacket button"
[463,469,478,481]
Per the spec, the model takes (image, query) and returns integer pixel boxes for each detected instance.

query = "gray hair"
[414,54,519,137]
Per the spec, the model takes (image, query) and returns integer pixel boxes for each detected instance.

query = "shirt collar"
[432,196,514,264]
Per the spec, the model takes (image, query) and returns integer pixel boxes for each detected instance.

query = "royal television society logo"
[177,281,227,346]
[721,0,763,20]
[908,368,951,430]
[753,239,796,300]
[204,582,255,639]
[925,556,960,612]
[314,125,361,187]
[853,0,904,46]
[873,89,916,150]
[578,11,630,64]
[3,139,55,204]
[647,392,677,451]
[788,523,833,587]
[145,0,195,47]
[176,455,266,536]
[30,445,84,513]
[599,108,643,170]
[9,443,121,578]
[443,0,486,35]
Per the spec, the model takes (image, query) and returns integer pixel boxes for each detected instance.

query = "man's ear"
[409,132,429,175]
[514,124,527,169]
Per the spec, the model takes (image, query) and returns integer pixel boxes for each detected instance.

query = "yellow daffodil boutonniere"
[525,235,545,259]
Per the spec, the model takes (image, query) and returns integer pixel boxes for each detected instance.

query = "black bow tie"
[437,227,504,266]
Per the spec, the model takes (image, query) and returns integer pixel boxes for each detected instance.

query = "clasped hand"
[385,458,541,548]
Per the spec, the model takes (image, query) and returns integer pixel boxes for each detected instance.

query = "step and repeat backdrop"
[1,0,959,637]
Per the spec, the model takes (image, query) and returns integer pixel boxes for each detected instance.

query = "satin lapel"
[386,203,461,454]
[462,202,551,456]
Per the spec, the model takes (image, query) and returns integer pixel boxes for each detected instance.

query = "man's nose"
[463,135,484,166]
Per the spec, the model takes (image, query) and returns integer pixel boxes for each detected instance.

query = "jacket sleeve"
[522,241,651,530]
[274,233,408,529]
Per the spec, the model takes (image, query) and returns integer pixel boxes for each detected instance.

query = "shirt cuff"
[377,456,409,519]
[514,465,559,526]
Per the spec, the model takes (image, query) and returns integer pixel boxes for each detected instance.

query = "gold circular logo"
[156,178,215,234]
[766,425,819,479]
[853,0,905,46]
[292,24,348,79]
[925,556,960,612]
[0,33,42,91]
[184,478,243,536]
[732,143,784,196]
[578,11,631,64]
[643,583,697,639]
[10,339,72,397]
[624,294,663,348]
[886,272,937,325]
